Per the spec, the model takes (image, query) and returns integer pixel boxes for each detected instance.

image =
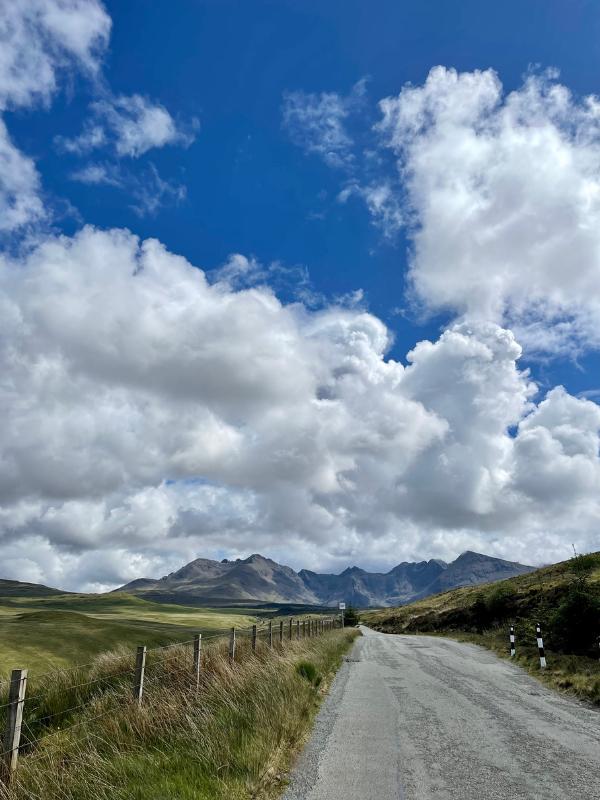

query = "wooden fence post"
[134,646,146,706]
[289,618,293,640]
[279,619,284,644]
[296,619,300,640]
[2,669,27,784]
[252,624,257,652]
[229,628,236,663]
[268,621,273,648]
[193,634,202,690]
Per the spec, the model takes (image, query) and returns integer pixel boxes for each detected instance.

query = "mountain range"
[117,551,535,608]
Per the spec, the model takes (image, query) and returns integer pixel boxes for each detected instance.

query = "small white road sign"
[339,602,346,610]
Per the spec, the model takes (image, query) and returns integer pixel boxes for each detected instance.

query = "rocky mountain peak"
[118,551,535,607]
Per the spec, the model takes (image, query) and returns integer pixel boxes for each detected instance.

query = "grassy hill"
[362,552,600,704]
[0,591,265,678]
[0,579,66,597]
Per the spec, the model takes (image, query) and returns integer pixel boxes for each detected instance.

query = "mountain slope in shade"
[298,559,448,607]
[118,551,535,607]
[118,554,319,604]
[413,551,535,599]
[0,579,66,597]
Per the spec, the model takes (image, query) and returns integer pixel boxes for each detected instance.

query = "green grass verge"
[1,629,358,800]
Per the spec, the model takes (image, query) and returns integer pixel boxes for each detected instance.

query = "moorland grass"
[0,628,358,800]
[0,594,261,676]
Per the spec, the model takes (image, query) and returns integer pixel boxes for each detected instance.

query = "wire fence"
[0,614,342,786]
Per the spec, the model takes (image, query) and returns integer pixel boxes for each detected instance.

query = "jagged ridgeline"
[116,551,535,608]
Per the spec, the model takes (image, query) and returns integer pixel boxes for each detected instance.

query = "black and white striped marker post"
[509,625,515,658]
[536,623,546,668]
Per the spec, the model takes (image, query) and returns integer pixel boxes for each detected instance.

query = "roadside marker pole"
[268,621,273,648]
[289,618,293,640]
[296,620,300,640]
[2,669,27,784]
[509,626,515,658]
[279,619,284,644]
[536,624,547,668]
[251,624,257,652]
[193,634,202,690]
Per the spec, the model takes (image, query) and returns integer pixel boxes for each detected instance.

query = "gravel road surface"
[283,626,600,800]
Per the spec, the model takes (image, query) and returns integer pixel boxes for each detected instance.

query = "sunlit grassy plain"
[362,553,600,704]
[0,591,268,677]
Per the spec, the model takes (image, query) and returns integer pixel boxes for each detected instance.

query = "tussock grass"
[0,629,358,800]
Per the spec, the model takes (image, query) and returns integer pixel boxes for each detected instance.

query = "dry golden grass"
[0,628,358,800]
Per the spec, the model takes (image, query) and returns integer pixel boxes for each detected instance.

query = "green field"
[0,591,265,679]
[362,552,600,704]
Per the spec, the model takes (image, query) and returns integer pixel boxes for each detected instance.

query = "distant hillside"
[362,555,600,634]
[361,553,600,704]
[118,550,535,607]
[0,578,65,597]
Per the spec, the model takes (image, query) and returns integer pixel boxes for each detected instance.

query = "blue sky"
[2,1,600,590]
[11,0,600,382]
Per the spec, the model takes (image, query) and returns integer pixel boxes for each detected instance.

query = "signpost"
[339,601,345,628]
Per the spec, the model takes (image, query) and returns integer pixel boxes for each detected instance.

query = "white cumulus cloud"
[0,119,44,230]
[377,66,600,353]
[0,226,599,588]
[0,0,110,111]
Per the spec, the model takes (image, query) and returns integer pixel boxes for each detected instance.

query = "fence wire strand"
[0,617,340,773]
